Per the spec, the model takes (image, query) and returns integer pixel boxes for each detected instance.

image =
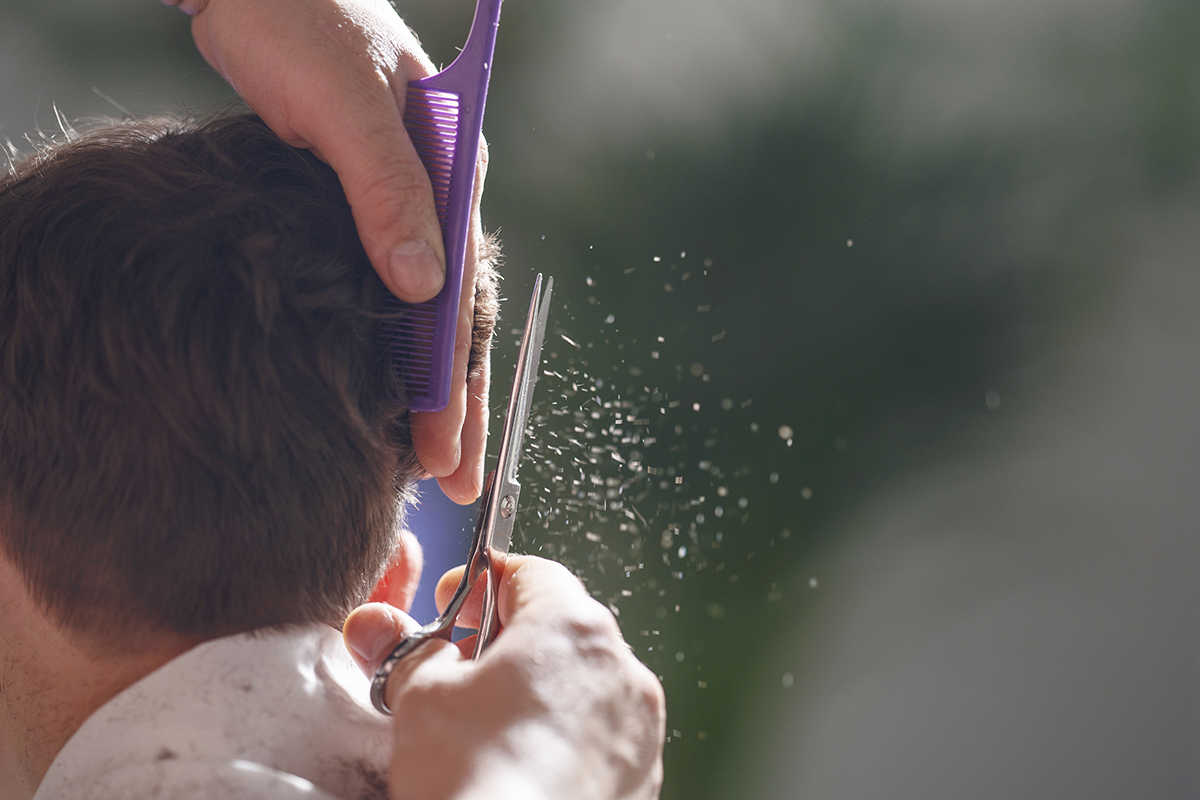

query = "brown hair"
[0,113,497,644]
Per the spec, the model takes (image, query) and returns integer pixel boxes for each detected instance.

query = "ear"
[368,529,424,612]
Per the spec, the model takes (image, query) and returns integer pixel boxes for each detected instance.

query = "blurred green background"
[3,0,1198,797]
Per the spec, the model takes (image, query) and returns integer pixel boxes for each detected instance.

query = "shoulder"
[39,758,346,800]
[36,626,390,800]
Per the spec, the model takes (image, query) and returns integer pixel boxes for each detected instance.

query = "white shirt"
[33,625,394,800]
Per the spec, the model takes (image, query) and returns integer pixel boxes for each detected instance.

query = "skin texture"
[163,0,489,502]
[0,532,423,800]
[0,4,666,797]
[343,556,668,800]
[0,555,203,799]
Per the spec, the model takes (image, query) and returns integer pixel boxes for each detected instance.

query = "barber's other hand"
[343,556,667,800]
[164,0,490,502]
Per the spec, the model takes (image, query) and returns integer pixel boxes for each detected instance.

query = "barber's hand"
[343,556,667,800]
[163,0,490,501]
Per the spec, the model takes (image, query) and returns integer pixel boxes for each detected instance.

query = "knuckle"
[639,669,667,720]
[545,558,590,592]
[391,680,454,724]
[356,159,434,213]
[564,602,626,653]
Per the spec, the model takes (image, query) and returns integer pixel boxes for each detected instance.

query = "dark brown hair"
[0,113,497,644]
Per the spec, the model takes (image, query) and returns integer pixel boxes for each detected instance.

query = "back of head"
[0,113,431,644]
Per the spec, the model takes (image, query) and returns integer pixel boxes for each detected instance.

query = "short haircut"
[0,113,498,645]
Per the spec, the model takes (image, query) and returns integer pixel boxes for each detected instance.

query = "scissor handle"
[369,276,551,716]
[370,472,499,715]
[369,627,446,714]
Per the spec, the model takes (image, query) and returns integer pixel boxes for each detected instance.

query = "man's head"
[0,113,497,647]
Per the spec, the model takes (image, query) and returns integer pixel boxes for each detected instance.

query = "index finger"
[296,78,448,303]
[410,138,493,499]
[496,556,598,628]
[435,556,594,630]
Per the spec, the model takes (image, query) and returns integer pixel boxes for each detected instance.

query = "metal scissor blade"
[469,275,552,656]
[506,274,553,484]
[369,275,554,713]
[484,274,553,556]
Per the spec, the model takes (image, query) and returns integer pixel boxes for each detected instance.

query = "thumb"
[342,602,421,676]
[307,99,447,303]
[343,602,470,715]
[187,0,448,303]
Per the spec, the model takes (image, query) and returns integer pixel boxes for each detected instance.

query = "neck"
[0,556,200,799]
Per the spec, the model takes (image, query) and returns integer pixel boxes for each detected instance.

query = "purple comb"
[381,0,504,412]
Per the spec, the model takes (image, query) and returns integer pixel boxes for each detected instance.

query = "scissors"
[371,274,554,715]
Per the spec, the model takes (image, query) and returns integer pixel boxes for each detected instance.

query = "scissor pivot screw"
[500,494,515,518]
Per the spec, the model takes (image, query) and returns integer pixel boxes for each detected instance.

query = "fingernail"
[389,240,445,302]
[344,609,402,666]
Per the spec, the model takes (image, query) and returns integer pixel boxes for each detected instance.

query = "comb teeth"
[386,88,461,407]
[381,295,439,398]
[382,0,500,413]
[403,88,460,228]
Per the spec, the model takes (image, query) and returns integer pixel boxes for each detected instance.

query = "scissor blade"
[371,278,553,697]
[502,276,553,485]
[485,274,553,556]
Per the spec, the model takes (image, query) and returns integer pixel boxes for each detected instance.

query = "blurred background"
[3,0,1197,797]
